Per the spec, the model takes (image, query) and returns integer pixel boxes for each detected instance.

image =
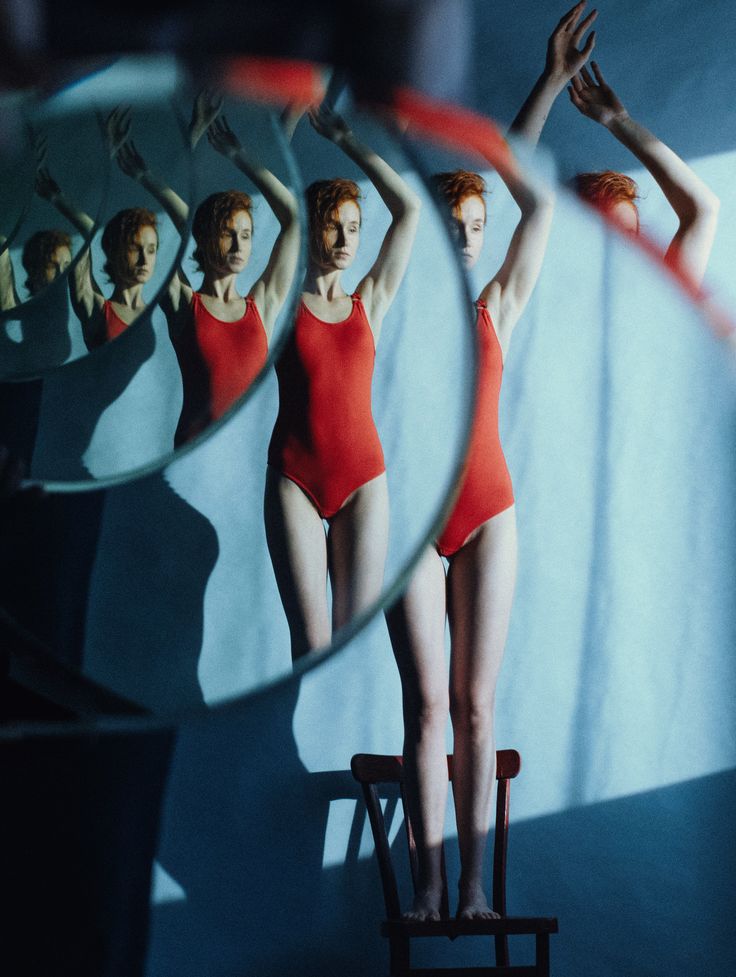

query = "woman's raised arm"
[309,104,421,340]
[569,62,719,287]
[207,114,300,337]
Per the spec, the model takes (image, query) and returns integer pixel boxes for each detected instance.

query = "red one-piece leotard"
[268,293,385,519]
[172,291,268,444]
[102,300,130,344]
[436,300,514,557]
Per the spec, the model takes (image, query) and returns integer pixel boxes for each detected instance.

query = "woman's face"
[44,244,72,284]
[607,200,640,235]
[217,209,253,275]
[123,225,158,285]
[319,199,361,270]
[451,194,485,269]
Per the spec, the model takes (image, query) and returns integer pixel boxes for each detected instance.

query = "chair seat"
[381,917,559,939]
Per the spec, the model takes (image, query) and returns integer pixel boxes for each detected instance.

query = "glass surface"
[0,59,307,486]
[0,81,477,720]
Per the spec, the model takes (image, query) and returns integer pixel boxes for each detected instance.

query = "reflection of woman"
[112,99,300,444]
[266,105,420,659]
[569,62,719,286]
[0,137,76,311]
[386,4,592,922]
[36,154,159,351]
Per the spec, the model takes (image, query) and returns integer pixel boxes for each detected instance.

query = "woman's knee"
[449,688,495,739]
[404,684,450,735]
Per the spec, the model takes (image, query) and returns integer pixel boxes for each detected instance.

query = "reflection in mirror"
[109,94,300,445]
[0,97,109,377]
[0,63,305,486]
[266,95,475,664]
[0,98,34,250]
[0,89,476,715]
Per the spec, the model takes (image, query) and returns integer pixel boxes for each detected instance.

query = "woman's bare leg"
[264,468,331,660]
[385,544,449,920]
[447,505,517,919]
[328,472,389,632]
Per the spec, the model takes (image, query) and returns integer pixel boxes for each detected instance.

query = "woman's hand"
[115,140,149,182]
[569,62,628,127]
[206,115,242,159]
[189,90,223,149]
[545,1,597,86]
[105,106,132,159]
[34,165,61,202]
[307,104,352,145]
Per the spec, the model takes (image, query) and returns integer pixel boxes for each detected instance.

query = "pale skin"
[265,104,421,660]
[32,125,150,349]
[108,97,300,342]
[568,62,719,287]
[388,4,592,922]
[1,137,76,310]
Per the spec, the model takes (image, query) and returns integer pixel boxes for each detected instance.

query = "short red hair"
[101,208,158,283]
[573,170,640,231]
[306,178,362,264]
[432,170,487,220]
[192,190,254,273]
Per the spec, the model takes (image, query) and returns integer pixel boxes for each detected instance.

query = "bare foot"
[402,887,443,922]
[457,882,499,920]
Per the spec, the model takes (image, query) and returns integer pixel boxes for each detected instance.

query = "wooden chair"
[350,749,558,977]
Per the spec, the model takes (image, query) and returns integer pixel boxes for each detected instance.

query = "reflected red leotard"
[172,291,268,444]
[102,300,130,344]
[268,293,385,519]
[436,300,514,557]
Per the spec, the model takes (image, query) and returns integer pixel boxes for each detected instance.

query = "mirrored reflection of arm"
[105,106,192,327]
[0,235,20,310]
[35,161,104,344]
[569,63,719,288]
[207,114,300,338]
[309,105,421,341]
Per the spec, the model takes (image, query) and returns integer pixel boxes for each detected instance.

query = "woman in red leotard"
[109,97,300,443]
[265,104,421,660]
[386,3,596,921]
[36,149,159,351]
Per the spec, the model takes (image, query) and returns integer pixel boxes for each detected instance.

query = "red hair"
[101,208,158,283]
[192,190,254,273]
[573,171,640,231]
[432,170,487,220]
[306,178,361,264]
[21,229,72,293]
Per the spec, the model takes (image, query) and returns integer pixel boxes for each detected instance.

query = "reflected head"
[101,208,159,284]
[192,190,254,274]
[22,229,72,295]
[573,170,640,234]
[433,170,487,269]
[306,178,362,267]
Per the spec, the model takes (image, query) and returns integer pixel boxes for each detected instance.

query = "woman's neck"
[110,283,145,308]
[199,271,241,301]
[303,266,347,300]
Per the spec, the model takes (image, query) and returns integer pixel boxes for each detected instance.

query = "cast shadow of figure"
[149,678,339,977]
[0,461,217,707]
[0,276,76,376]
[80,469,220,711]
[15,306,161,483]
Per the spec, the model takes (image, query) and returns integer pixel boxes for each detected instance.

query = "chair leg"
[494,933,509,967]
[389,934,410,976]
[535,932,550,977]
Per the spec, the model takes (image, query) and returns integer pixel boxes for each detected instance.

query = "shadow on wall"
[149,727,736,977]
